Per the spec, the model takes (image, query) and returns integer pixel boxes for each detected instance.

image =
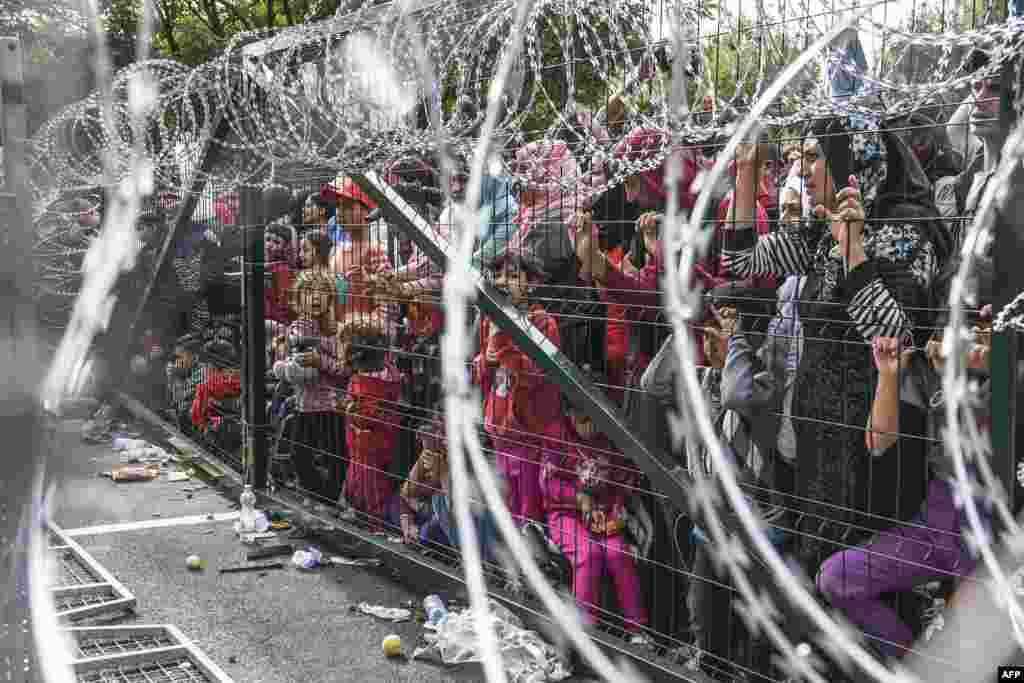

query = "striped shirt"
[721,219,938,342]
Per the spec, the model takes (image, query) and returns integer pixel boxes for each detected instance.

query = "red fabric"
[344,368,403,529]
[265,264,293,324]
[612,127,700,210]
[476,306,562,443]
[322,176,378,209]
[190,370,241,431]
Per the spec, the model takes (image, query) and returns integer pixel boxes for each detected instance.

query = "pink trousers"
[547,512,647,631]
[495,440,545,525]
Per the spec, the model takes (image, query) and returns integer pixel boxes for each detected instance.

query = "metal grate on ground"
[76,633,178,659]
[67,626,234,683]
[47,523,137,622]
[56,549,103,586]
[77,657,209,683]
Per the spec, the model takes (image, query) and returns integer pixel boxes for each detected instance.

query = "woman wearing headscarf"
[723,113,952,568]
[501,139,606,369]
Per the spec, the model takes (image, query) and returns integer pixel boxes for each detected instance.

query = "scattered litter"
[109,464,161,482]
[291,547,323,569]
[219,562,284,574]
[382,634,402,657]
[247,545,294,561]
[356,603,411,623]
[168,471,191,482]
[239,531,276,545]
[412,600,571,682]
[328,556,382,568]
[270,521,291,531]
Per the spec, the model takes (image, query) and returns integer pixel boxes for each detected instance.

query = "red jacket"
[475,305,561,444]
[346,365,403,465]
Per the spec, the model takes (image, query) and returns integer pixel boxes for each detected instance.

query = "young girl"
[540,371,648,644]
[273,231,346,503]
[264,223,297,325]
[338,315,403,531]
[474,250,562,526]
[399,414,500,563]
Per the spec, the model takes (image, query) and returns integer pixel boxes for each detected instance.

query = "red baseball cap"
[321,176,377,210]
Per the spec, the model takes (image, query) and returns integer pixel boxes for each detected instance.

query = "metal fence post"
[992,58,1019,514]
[0,34,36,683]
[241,186,267,489]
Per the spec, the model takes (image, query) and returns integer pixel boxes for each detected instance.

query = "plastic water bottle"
[112,438,148,451]
[423,595,448,626]
[239,484,257,532]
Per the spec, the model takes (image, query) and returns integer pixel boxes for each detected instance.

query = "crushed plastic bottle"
[253,511,270,533]
[291,546,323,569]
[423,595,448,627]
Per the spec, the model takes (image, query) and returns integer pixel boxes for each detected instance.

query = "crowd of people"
[114,32,1023,683]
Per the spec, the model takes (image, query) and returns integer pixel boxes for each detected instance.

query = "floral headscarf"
[809,112,887,216]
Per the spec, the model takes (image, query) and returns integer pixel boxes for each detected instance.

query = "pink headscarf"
[508,140,583,248]
[613,126,700,210]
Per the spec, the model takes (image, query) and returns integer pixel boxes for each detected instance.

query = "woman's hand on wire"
[816,175,866,267]
[297,350,321,369]
[871,336,913,377]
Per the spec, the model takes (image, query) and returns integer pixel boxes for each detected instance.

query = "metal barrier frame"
[66,625,235,682]
[47,523,137,622]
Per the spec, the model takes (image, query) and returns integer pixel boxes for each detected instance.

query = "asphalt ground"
[47,418,495,683]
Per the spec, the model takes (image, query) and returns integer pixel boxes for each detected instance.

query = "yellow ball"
[186,555,203,570]
[382,634,401,657]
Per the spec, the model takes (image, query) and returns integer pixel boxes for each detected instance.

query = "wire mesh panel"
[67,626,235,683]
[77,659,209,683]
[47,524,137,622]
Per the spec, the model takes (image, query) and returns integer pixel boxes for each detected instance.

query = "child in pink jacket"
[540,372,649,643]
[473,249,562,526]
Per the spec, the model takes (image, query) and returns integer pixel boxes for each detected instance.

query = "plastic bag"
[425,600,571,682]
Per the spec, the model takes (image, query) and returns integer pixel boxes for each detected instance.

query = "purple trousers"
[816,479,977,659]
